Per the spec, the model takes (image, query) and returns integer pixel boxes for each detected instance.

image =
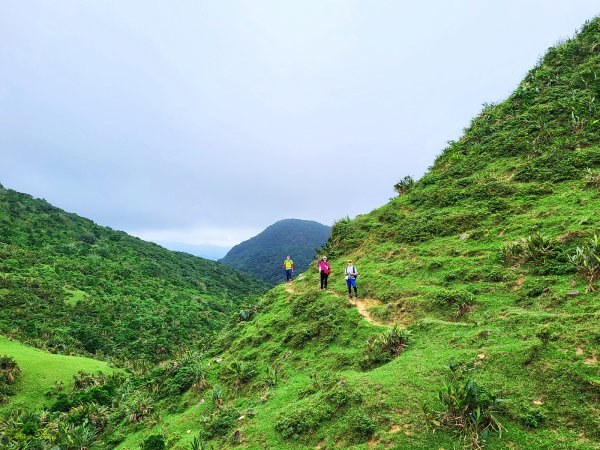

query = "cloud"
[130,225,261,248]
[1,1,598,247]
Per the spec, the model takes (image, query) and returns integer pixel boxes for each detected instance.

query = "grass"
[0,335,116,412]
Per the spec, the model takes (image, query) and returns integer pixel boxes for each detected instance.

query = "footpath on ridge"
[284,278,388,327]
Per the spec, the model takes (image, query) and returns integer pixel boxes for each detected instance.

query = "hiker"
[345,260,358,298]
[283,255,294,282]
[318,256,331,289]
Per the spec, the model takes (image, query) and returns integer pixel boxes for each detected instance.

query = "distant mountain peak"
[220,218,331,284]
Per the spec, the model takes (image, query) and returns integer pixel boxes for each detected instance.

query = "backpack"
[346,266,358,279]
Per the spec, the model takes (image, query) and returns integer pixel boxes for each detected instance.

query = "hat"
[347,260,353,263]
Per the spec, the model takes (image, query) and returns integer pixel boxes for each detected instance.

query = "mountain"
[0,184,270,363]
[2,17,600,450]
[220,219,331,284]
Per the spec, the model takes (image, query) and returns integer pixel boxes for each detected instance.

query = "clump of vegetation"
[211,385,224,408]
[190,436,213,450]
[569,234,600,291]
[276,373,365,440]
[430,288,476,317]
[199,407,240,439]
[584,167,600,188]
[361,325,411,369]
[227,360,258,386]
[394,175,415,196]
[518,404,547,429]
[501,233,555,265]
[425,363,505,449]
[0,355,21,404]
[124,395,155,423]
[264,363,284,387]
[141,434,166,450]
[275,400,334,439]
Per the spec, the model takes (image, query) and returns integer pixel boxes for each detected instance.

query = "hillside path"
[284,281,387,327]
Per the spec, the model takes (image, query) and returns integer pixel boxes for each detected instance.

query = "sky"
[1,1,598,259]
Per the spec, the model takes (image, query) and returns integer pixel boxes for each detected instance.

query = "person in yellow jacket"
[283,255,294,282]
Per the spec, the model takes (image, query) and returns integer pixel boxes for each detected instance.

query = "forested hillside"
[2,17,600,450]
[220,219,331,284]
[0,185,269,363]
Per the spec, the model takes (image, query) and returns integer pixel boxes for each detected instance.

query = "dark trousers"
[320,272,329,289]
[285,269,293,281]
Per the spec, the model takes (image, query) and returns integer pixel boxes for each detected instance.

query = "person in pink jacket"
[318,256,331,289]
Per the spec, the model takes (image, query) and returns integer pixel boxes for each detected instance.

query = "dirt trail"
[283,281,391,327]
[348,297,386,326]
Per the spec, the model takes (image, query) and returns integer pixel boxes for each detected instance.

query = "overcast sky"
[1,1,598,259]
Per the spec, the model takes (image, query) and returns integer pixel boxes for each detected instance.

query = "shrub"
[141,434,166,450]
[211,385,224,408]
[430,288,476,317]
[0,355,21,385]
[124,395,154,423]
[227,360,258,385]
[569,234,600,291]
[361,326,411,369]
[275,401,334,439]
[200,408,239,439]
[394,175,415,196]
[264,364,284,387]
[425,378,505,449]
[519,405,547,428]
[68,422,98,449]
[347,410,376,439]
[584,168,600,188]
[501,233,555,265]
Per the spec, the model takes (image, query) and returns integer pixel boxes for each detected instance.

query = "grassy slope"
[0,336,115,412]
[116,19,600,450]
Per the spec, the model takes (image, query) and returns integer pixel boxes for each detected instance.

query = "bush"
[200,408,240,439]
[519,405,547,429]
[124,395,155,423]
[569,234,600,291]
[0,355,21,385]
[361,326,411,369]
[275,401,334,439]
[584,168,600,188]
[141,434,166,450]
[429,288,476,317]
[347,410,376,439]
[394,175,415,196]
[501,233,555,266]
[425,378,505,449]
[227,360,258,385]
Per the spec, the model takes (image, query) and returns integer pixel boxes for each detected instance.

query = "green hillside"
[0,185,270,363]
[2,17,600,450]
[220,219,331,285]
[0,336,115,412]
